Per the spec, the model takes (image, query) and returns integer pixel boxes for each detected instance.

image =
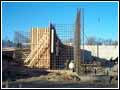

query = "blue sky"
[2,2,118,42]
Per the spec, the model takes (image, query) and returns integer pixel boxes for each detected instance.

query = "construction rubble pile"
[37,71,81,82]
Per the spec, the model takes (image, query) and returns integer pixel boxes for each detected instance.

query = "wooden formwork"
[24,27,51,69]
[24,25,74,70]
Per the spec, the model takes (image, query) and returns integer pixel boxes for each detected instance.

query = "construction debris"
[38,71,81,82]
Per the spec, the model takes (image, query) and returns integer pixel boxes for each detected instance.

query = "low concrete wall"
[81,45,118,60]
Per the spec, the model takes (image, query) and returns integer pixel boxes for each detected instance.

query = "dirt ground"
[2,80,118,88]
[2,55,118,88]
[2,70,118,88]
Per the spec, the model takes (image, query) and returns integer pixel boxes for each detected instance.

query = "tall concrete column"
[74,9,81,75]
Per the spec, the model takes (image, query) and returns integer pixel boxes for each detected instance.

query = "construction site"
[2,8,118,88]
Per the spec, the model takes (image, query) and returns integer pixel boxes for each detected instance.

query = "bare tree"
[86,37,97,45]
[112,40,118,45]
[86,37,118,45]
[103,39,118,45]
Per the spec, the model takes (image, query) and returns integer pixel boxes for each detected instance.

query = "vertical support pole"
[49,23,51,69]
[37,27,38,67]
[82,8,84,64]
[74,9,81,75]
[50,23,55,69]
[31,28,33,52]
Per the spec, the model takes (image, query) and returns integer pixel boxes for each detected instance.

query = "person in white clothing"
[69,61,74,72]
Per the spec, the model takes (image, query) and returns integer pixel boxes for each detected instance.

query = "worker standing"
[69,61,74,72]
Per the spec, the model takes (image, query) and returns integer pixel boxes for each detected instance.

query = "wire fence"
[13,23,85,70]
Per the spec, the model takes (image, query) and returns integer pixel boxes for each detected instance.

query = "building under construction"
[14,9,83,70]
